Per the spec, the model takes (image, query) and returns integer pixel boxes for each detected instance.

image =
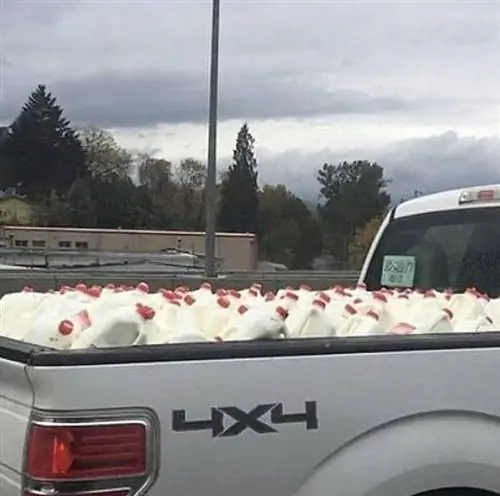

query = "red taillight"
[26,423,146,480]
[478,190,495,200]
[459,188,500,204]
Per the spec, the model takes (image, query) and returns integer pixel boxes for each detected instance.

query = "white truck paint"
[3,184,500,496]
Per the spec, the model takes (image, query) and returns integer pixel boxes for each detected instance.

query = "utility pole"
[204,0,220,278]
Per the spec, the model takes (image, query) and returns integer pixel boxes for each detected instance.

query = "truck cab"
[360,184,500,296]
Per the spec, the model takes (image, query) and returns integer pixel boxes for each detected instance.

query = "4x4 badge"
[172,401,318,438]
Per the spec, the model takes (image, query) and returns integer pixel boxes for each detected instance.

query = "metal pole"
[204,0,220,278]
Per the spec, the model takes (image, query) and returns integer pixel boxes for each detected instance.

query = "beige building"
[0,196,34,225]
[1,226,258,271]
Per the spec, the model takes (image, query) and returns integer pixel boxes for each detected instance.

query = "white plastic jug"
[221,306,288,341]
[348,310,385,337]
[70,304,155,349]
[202,296,233,339]
[298,299,337,338]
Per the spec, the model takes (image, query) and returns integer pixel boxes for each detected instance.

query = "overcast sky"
[1,0,499,200]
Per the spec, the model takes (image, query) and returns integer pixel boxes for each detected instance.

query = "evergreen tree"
[217,123,259,233]
[317,160,391,264]
[0,127,10,190]
[259,184,323,269]
[2,84,87,197]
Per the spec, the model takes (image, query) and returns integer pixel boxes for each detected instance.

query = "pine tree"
[217,123,259,233]
[2,84,88,197]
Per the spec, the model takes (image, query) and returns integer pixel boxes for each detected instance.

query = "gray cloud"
[380,133,500,201]
[0,69,492,129]
[1,0,71,25]
[1,0,498,128]
[258,132,500,203]
[0,70,445,127]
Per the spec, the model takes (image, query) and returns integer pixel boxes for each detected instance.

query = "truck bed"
[4,333,500,496]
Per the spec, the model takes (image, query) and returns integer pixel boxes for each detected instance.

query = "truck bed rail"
[2,332,500,367]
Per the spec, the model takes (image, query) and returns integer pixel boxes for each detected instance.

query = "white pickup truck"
[3,185,500,496]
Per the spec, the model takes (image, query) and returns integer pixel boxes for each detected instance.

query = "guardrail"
[0,269,361,294]
[0,268,360,279]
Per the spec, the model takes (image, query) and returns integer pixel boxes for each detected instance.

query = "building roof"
[0,194,30,203]
[2,225,256,238]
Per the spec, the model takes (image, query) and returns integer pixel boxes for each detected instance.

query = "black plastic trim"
[2,332,500,367]
[388,206,396,222]
[0,336,50,364]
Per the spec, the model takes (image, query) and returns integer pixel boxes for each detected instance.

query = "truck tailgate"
[25,338,500,496]
[0,357,33,496]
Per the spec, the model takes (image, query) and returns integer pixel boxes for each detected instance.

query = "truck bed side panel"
[0,358,33,496]
[26,346,500,496]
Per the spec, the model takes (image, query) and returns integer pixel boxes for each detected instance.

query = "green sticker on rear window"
[380,255,416,287]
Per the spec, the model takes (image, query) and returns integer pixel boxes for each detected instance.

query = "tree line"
[0,85,392,269]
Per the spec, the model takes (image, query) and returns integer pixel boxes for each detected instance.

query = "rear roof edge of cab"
[395,183,500,219]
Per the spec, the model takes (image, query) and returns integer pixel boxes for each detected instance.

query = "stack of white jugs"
[0,282,499,350]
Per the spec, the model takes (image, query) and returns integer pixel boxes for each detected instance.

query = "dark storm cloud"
[0,70,422,127]
[0,70,485,129]
[259,132,500,202]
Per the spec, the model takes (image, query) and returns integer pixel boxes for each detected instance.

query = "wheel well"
[415,489,499,496]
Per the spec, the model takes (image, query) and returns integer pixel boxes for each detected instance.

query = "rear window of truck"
[364,207,500,296]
